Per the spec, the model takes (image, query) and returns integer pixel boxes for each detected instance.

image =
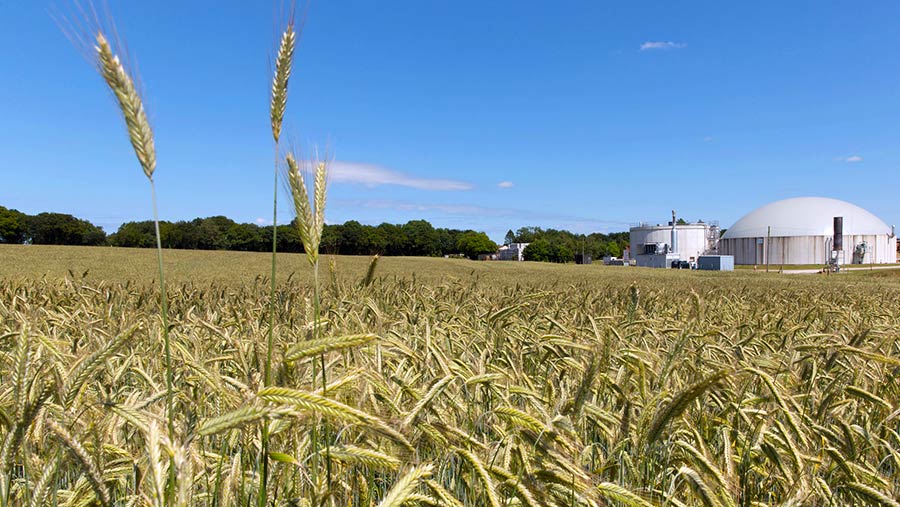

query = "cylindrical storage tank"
[720,197,897,265]
[630,223,711,261]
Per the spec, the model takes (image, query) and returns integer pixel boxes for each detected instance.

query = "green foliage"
[109,221,155,248]
[26,213,106,246]
[513,226,628,260]
[523,239,551,262]
[4,205,637,260]
[0,206,27,244]
[456,231,497,259]
[523,239,572,263]
[402,220,441,256]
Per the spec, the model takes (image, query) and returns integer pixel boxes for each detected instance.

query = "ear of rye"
[95,32,156,180]
[270,25,295,143]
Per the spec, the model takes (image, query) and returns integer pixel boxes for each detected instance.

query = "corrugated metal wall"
[720,235,897,265]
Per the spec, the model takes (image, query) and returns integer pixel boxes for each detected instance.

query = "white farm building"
[719,197,897,265]
[497,243,529,261]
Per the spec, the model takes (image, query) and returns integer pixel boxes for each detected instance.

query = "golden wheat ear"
[270,24,296,143]
[94,31,156,180]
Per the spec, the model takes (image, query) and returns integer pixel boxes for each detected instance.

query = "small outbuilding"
[697,255,734,271]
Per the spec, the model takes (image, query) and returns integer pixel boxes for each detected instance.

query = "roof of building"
[722,197,892,239]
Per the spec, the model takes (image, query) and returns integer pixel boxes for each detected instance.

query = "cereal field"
[1,244,899,506]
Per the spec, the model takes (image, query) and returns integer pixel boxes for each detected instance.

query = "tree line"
[0,207,106,246]
[507,227,630,263]
[1,205,630,262]
[0,206,499,258]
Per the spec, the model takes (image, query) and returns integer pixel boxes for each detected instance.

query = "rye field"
[1,244,899,506]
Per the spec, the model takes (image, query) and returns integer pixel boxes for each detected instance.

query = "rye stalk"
[260,21,296,507]
[286,152,330,495]
[93,29,175,504]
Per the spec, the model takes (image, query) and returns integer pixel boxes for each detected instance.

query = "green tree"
[158,221,183,248]
[320,224,343,254]
[110,221,156,248]
[226,222,262,251]
[552,243,573,263]
[190,216,235,250]
[515,226,540,243]
[27,213,106,246]
[437,228,466,256]
[523,239,552,262]
[606,241,622,258]
[504,229,516,246]
[340,220,368,255]
[456,231,497,259]
[0,206,28,244]
[403,220,441,256]
[377,223,406,255]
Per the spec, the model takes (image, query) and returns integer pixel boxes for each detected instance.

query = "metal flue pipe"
[671,210,677,254]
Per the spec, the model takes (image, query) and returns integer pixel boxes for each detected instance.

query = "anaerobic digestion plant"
[719,197,896,265]
[629,211,722,268]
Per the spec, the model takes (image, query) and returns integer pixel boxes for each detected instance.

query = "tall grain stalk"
[93,31,172,434]
[286,153,329,494]
[260,21,295,507]
[93,30,176,503]
[265,22,295,386]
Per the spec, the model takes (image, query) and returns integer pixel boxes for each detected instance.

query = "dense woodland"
[0,205,629,261]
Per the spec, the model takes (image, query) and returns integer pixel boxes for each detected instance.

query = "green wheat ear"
[287,153,327,267]
[94,32,156,180]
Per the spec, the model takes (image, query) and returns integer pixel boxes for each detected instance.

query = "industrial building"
[630,212,721,268]
[497,242,529,261]
[719,197,897,265]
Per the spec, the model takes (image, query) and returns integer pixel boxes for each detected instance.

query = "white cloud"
[255,217,268,225]
[497,181,514,189]
[330,161,473,191]
[842,155,863,163]
[640,41,687,51]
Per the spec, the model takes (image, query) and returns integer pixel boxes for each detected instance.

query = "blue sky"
[2,1,900,242]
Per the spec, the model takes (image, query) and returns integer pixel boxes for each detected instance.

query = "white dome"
[722,197,892,239]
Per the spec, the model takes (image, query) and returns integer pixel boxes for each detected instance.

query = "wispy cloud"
[841,155,863,163]
[330,161,473,191]
[497,181,514,189]
[255,217,268,225]
[640,41,687,51]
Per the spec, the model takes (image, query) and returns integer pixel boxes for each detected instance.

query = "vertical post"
[765,226,771,273]
[781,240,785,273]
[671,210,677,255]
[833,217,843,271]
